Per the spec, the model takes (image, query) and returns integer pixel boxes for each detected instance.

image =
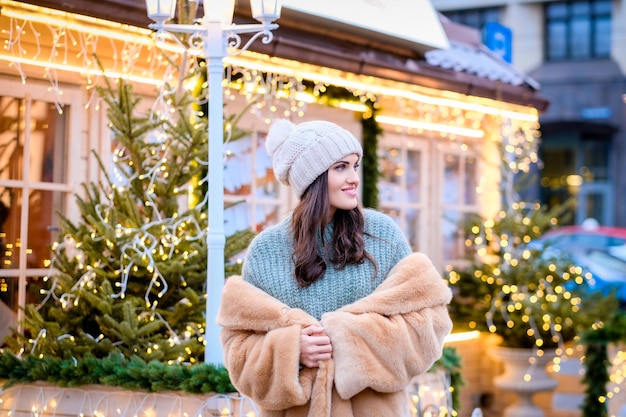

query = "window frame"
[377,131,431,254]
[544,0,612,62]
[442,6,502,30]
[0,76,85,330]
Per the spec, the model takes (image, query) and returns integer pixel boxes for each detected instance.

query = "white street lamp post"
[145,0,282,365]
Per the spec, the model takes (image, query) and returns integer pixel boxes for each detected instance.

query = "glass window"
[443,7,501,30]
[571,16,591,59]
[441,149,480,265]
[539,126,614,225]
[545,0,612,61]
[581,138,609,181]
[0,93,69,342]
[379,142,425,252]
[464,156,477,205]
[547,22,568,60]
[443,209,472,263]
[224,133,282,234]
[594,17,612,56]
[443,154,461,205]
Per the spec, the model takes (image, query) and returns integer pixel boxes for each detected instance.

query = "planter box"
[0,372,453,417]
[0,383,256,417]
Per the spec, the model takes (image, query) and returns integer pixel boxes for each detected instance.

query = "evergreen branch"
[0,351,236,394]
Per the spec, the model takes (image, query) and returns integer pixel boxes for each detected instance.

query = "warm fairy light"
[227,53,539,122]
[2,0,540,147]
[376,115,484,138]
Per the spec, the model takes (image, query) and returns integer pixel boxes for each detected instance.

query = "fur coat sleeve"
[216,252,452,415]
[216,277,322,411]
[321,252,453,399]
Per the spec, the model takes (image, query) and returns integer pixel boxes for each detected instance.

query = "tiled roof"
[423,17,541,90]
[425,42,525,87]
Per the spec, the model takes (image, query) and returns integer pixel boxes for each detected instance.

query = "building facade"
[433,0,626,227]
[0,0,548,314]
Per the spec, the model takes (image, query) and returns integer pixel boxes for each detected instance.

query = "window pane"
[442,210,464,263]
[224,134,277,198]
[582,140,609,180]
[594,17,612,57]
[571,18,591,59]
[593,0,612,14]
[0,188,64,270]
[585,192,604,220]
[379,147,404,204]
[405,208,420,252]
[28,101,68,183]
[547,22,568,60]
[224,134,280,234]
[464,11,482,29]
[443,154,461,205]
[484,9,500,24]
[0,275,45,345]
[225,137,254,196]
[0,97,24,181]
[406,150,421,202]
[0,187,22,268]
[443,7,500,30]
[28,189,63,268]
[0,98,67,183]
[464,156,477,205]
[547,2,568,18]
[0,277,19,317]
[255,139,277,199]
[571,2,590,15]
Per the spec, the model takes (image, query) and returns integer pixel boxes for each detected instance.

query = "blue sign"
[483,21,513,63]
[581,107,612,120]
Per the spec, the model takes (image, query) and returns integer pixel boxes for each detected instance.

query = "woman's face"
[327,153,360,216]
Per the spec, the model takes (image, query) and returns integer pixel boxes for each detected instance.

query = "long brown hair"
[291,172,376,288]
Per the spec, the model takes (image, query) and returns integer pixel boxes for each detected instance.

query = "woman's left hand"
[299,325,332,368]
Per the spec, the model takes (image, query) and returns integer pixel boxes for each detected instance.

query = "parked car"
[530,222,626,305]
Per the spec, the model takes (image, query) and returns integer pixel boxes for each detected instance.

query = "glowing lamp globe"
[145,0,176,25]
[251,0,282,23]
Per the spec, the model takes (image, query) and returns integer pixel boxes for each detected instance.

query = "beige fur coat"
[216,252,453,417]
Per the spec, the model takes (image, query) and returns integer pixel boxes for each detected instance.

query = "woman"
[217,119,452,417]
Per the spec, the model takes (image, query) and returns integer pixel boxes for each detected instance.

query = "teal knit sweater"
[242,209,412,320]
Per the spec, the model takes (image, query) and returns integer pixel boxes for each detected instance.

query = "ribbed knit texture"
[242,209,412,320]
[265,119,363,197]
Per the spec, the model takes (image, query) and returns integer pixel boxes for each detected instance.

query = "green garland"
[0,348,463,412]
[0,351,235,394]
[360,100,382,209]
[580,310,626,417]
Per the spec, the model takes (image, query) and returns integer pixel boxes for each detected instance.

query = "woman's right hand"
[299,325,332,368]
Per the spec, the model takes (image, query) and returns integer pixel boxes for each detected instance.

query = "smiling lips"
[343,187,357,197]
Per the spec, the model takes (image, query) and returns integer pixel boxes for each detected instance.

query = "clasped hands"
[299,325,332,368]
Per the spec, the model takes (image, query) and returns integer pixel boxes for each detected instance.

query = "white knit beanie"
[265,119,363,197]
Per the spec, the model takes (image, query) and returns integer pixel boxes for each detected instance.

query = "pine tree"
[4,75,254,364]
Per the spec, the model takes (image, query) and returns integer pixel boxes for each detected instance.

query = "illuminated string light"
[0,386,260,417]
[1,0,539,144]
